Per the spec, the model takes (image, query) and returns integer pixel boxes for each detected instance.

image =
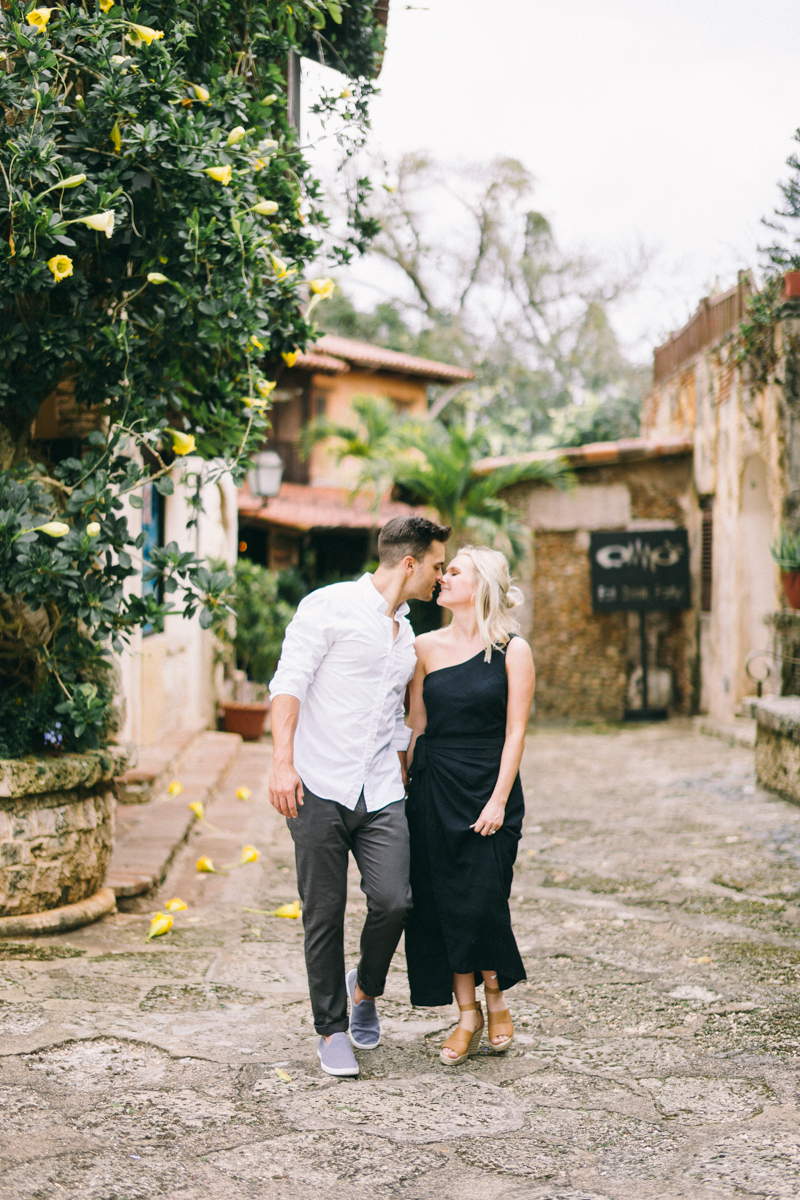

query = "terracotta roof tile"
[311,334,474,383]
[238,481,432,532]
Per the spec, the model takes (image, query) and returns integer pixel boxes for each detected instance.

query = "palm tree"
[306,396,572,566]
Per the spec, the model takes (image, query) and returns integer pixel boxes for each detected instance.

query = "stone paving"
[2,720,800,1199]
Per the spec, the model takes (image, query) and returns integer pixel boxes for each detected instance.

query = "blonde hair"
[457,545,524,661]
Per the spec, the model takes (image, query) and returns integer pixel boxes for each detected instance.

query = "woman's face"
[437,553,476,609]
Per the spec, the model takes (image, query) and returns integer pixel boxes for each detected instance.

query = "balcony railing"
[270,439,309,485]
[653,274,753,383]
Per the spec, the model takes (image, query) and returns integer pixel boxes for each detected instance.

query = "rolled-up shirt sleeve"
[269,590,333,704]
[390,696,413,751]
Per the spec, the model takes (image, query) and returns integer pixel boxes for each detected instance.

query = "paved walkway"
[2,721,800,1199]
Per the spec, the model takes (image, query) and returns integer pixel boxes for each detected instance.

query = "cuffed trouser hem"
[315,1018,349,1037]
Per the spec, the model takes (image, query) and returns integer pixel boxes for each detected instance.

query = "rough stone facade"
[0,749,124,917]
[504,453,696,722]
[753,696,800,803]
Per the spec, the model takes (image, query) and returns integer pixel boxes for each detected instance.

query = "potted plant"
[770,528,800,609]
[220,561,302,739]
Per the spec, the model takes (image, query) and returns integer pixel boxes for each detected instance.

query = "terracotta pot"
[221,701,270,741]
[782,570,800,610]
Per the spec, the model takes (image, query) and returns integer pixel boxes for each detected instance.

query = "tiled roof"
[293,349,349,374]
[307,334,474,383]
[474,436,694,476]
[238,481,432,532]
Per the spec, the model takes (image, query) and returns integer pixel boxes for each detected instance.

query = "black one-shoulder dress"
[405,642,527,1007]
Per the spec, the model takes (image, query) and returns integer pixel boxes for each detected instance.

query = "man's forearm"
[271,694,300,763]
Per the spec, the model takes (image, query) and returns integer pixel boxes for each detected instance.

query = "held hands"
[471,797,507,837]
[268,761,304,818]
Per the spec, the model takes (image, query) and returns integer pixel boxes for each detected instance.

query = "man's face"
[407,541,446,601]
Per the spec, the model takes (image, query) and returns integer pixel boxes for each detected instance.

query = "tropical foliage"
[308,394,572,563]
[0,0,381,755]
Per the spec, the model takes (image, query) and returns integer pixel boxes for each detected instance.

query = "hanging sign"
[590,529,691,612]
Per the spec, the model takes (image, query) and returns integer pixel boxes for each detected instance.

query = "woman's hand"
[471,797,507,837]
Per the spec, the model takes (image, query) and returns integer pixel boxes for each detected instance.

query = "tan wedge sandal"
[439,1001,484,1066]
[485,983,514,1052]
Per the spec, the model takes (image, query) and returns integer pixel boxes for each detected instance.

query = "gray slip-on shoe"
[317,1032,359,1077]
[346,967,381,1049]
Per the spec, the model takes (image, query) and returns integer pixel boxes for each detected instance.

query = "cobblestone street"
[2,721,800,1200]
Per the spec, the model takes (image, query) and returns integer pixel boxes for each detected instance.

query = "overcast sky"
[306,0,800,362]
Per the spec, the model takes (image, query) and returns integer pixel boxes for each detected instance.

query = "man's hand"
[269,760,304,817]
[269,694,303,817]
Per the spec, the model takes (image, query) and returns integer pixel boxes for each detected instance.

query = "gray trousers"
[288,785,411,1036]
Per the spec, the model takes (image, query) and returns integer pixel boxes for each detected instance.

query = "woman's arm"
[405,637,430,767]
[472,638,536,836]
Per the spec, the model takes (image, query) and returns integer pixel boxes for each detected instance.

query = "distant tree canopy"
[320,154,649,451]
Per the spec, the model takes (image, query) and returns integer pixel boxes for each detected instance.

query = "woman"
[405,545,535,1065]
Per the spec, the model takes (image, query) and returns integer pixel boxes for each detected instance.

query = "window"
[700,498,713,612]
[141,481,165,629]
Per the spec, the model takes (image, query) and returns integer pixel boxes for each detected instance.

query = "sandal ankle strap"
[484,984,502,994]
[458,1000,482,1012]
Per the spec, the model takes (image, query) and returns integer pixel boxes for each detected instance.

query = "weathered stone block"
[755,698,800,803]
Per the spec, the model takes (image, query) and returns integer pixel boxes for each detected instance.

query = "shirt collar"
[358,572,410,619]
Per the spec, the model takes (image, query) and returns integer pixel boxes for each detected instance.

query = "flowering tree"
[0,0,382,756]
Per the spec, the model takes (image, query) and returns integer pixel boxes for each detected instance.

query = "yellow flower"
[188,800,203,819]
[263,94,278,105]
[281,350,299,368]
[126,22,164,46]
[253,158,266,172]
[86,522,101,537]
[196,856,223,874]
[204,165,231,186]
[47,255,73,283]
[255,379,277,398]
[165,897,188,912]
[99,0,114,12]
[147,272,169,284]
[242,396,267,411]
[168,780,183,796]
[110,120,121,153]
[271,901,301,919]
[308,277,335,300]
[226,126,246,147]
[146,912,173,941]
[340,88,352,99]
[248,335,264,352]
[27,8,55,34]
[110,55,131,67]
[274,1068,292,1082]
[240,845,260,864]
[169,429,196,456]
[192,84,210,102]
[76,211,115,239]
[35,521,70,537]
[270,252,288,280]
[59,174,86,189]
[252,200,278,216]
[236,786,252,801]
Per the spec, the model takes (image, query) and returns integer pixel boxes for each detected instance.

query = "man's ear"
[403,554,417,575]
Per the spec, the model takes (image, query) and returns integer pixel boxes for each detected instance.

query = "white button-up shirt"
[269,573,416,810]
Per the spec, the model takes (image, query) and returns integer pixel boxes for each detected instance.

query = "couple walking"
[268,516,535,1077]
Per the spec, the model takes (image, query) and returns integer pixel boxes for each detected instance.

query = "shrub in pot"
[770,528,800,609]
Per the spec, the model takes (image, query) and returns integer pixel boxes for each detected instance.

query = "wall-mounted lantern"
[249,450,283,498]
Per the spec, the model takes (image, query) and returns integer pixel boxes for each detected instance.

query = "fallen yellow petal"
[240,845,260,864]
[236,786,252,801]
[189,799,204,819]
[168,780,183,796]
[274,1068,292,1083]
[165,897,188,912]
[196,856,221,873]
[272,901,301,919]
[146,912,173,941]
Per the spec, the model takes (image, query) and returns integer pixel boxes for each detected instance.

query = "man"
[268,515,450,1077]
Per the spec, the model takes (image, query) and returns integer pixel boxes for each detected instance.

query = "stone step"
[114,723,206,804]
[693,715,756,749]
[105,731,242,897]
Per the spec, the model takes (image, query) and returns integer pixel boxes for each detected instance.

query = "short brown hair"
[378,515,451,566]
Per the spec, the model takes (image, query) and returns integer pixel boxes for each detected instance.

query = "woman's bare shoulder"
[414,629,448,660]
[505,635,533,666]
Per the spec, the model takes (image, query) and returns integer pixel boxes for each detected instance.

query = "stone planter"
[781,570,800,610]
[753,697,800,803]
[0,747,126,923]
